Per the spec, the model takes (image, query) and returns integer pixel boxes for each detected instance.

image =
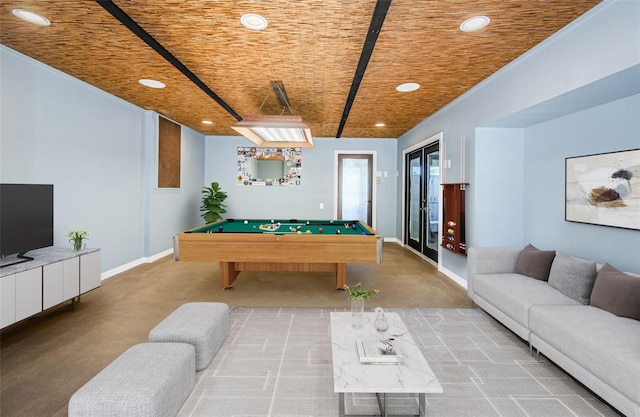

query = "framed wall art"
[236,147,302,186]
[565,148,640,230]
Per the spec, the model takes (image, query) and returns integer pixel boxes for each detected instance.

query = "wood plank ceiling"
[0,0,601,139]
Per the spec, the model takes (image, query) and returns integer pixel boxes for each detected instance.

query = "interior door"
[337,154,373,225]
[405,143,439,262]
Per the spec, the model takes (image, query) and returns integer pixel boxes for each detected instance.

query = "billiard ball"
[305,230,311,234]
[306,221,310,225]
[330,220,334,224]
[345,224,350,229]
[297,225,302,230]
[318,227,324,233]
[271,219,275,223]
[244,220,249,224]
[362,232,366,235]
[335,230,341,234]
[297,230,302,234]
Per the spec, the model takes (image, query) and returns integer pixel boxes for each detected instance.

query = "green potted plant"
[200,182,228,223]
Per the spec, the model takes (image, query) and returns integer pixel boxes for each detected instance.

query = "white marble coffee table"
[330,312,443,417]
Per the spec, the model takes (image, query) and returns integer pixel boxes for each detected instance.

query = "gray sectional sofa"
[467,246,640,417]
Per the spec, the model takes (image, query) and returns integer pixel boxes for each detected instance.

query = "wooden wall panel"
[158,117,181,188]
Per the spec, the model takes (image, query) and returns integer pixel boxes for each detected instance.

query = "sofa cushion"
[529,305,640,406]
[473,273,578,331]
[548,253,597,305]
[516,244,556,281]
[590,264,640,320]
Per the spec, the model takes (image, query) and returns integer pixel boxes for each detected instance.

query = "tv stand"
[0,247,101,330]
[0,253,34,268]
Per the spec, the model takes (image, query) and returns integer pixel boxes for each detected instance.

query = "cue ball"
[306,221,310,225]
[319,227,324,233]
[335,230,341,234]
[244,220,248,224]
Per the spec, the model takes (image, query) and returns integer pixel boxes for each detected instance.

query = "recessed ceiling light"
[375,122,385,127]
[241,13,268,30]
[396,83,420,92]
[202,120,213,125]
[138,79,166,89]
[12,9,50,26]
[460,16,490,33]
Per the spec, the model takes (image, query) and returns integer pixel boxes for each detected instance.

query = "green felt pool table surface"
[190,219,373,235]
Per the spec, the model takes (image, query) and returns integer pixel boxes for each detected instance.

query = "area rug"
[178,308,619,417]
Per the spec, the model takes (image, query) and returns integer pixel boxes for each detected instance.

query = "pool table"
[173,219,383,289]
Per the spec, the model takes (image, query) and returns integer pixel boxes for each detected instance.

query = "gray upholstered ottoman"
[68,342,195,417]
[149,302,229,370]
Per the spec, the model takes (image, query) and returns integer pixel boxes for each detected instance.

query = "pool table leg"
[336,263,346,289]
[219,262,239,289]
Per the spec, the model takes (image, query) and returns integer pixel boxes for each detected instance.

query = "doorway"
[336,153,374,226]
[405,142,440,262]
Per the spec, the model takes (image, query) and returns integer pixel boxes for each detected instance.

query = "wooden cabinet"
[0,248,100,329]
[441,183,468,256]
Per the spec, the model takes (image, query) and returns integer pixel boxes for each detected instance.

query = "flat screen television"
[0,184,54,267]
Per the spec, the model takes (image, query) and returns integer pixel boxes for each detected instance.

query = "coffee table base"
[338,392,426,417]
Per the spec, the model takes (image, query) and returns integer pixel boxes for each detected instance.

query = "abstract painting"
[566,149,640,230]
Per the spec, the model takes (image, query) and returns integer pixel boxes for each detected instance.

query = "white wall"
[204,136,398,238]
[0,46,205,272]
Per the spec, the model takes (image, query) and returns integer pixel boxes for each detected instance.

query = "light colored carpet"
[178,307,620,417]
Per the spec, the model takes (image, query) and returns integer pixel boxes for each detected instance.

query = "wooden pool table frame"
[173,221,383,289]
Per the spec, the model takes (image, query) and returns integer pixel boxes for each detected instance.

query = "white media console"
[0,247,101,329]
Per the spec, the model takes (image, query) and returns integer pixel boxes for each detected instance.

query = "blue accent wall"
[203,136,398,238]
[398,1,640,278]
[523,94,640,272]
[0,46,205,272]
[2,0,638,278]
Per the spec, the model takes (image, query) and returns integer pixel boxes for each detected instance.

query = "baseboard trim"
[101,248,173,280]
[438,264,468,290]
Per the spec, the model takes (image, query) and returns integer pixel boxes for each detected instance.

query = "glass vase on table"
[351,297,365,328]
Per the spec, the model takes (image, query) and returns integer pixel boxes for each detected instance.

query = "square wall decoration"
[565,148,640,230]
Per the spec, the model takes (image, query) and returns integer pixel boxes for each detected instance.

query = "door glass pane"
[426,151,440,251]
[341,158,369,222]
[409,157,421,242]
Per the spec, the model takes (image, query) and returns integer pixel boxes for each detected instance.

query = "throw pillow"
[548,253,597,304]
[590,264,640,320]
[516,244,556,281]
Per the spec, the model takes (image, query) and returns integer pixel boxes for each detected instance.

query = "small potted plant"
[344,283,379,317]
[66,229,89,251]
[200,182,228,223]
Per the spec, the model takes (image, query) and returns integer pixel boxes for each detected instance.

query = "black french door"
[405,143,439,262]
